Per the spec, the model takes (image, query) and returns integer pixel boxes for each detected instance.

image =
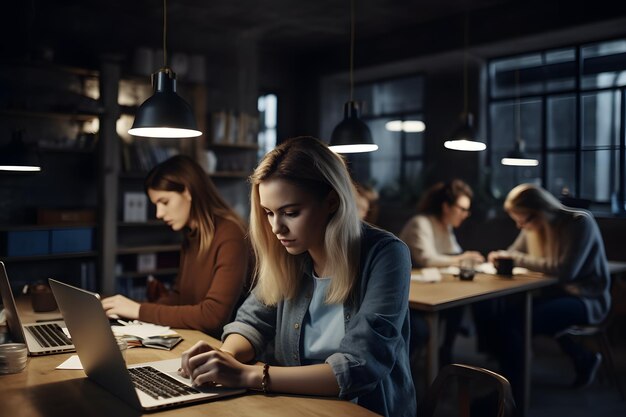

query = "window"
[349,75,425,198]
[257,94,277,159]
[488,39,626,213]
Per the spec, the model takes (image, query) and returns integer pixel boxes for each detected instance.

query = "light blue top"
[223,223,416,417]
[302,274,345,364]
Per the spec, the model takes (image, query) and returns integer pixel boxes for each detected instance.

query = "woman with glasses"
[398,179,485,366]
[488,183,610,400]
[399,179,484,268]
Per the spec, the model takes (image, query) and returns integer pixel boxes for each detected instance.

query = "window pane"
[581,150,618,202]
[404,113,425,157]
[544,48,576,92]
[582,39,626,89]
[355,75,423,116]
[581,90,621,148]
[547,94,576,149]
[489,101,515,153]
[547,153,576,196]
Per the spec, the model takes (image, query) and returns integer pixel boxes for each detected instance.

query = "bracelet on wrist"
[261,363,270,394]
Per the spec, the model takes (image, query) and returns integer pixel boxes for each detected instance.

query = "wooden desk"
[409,271,557,417]
[0,297,379,417]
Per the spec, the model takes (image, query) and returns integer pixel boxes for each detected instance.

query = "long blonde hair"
[504,183,563,259]
[145,155,245,255]
[249,137,362,306]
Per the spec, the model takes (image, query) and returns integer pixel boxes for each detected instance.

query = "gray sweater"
[507,209,611,324]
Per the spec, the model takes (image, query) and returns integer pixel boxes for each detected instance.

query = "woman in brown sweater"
[101,155,249,337]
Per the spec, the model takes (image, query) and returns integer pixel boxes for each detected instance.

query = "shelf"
[0,223,97,231]
[0,251,98,263]
[117,267,179,279]
[0,109,101,121]
[116,244,180,255]
[118,221,166,227]
[0,61,100,78]
[208,143,259,151]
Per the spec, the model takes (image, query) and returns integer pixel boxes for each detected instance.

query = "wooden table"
[409,270,557,417]
[0,297,379,417]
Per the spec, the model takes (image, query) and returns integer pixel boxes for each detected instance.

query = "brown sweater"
[138,216,249,337]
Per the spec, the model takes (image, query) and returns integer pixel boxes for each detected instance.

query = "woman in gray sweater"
[489,183,611,399]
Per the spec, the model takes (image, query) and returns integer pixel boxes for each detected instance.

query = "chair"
[561,307,626,400]
[421,363,517,417]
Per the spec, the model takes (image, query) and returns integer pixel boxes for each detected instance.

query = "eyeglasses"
[454,204,471,215]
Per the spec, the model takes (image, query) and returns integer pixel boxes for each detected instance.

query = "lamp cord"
[462,10,469,116]
[349,0,355,102]
[163,0,168,69]
[515,68,521,145]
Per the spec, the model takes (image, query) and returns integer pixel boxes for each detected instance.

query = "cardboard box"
[4,231,50,257]
[50,228,93,254]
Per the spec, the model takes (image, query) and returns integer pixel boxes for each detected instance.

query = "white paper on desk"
[111,323,176,339]
[411,268,442,283]
[56,355,83,370]
[475,263,530,276]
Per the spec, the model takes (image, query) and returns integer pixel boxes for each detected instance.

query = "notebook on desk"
[0,261,74,355]
[49,278,245,411]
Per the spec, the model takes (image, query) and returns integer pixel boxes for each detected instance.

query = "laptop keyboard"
[26,323,72,348]
[129,366,202,399]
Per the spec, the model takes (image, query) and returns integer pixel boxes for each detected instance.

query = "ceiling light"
[443,12,485,152]
[0,131,41,172]
[385,120,426,133]
[501,69,539,167]
[329,0,377,154]
[128,0,201,139]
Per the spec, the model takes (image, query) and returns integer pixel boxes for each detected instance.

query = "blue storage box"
[50,228,93,254]
[5,230,50,257]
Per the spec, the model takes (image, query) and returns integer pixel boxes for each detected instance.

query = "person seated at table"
[488,183,611,399]
[179,137,416,417]
[355,182,380,224]
[101,155,250,338]
[398,179,485,365]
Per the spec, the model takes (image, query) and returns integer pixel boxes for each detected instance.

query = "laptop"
[49,278,245,411]
[0,261,74,355]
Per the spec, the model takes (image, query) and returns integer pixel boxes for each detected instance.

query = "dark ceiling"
[3,0,626,71]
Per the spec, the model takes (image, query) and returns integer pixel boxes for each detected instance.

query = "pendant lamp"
[501,69,538,166]
[0,131,41,172]
[329,0,378,154]
[128,0,202,138]
[443,11,485,152]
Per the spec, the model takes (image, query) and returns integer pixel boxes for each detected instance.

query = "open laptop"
[49,278,245,411]
[0,261,74,355]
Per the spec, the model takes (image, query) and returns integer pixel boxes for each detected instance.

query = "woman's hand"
[458,251,485,263]
[101,294,140,319]
[488,250,510,264]
[179,341,260,388]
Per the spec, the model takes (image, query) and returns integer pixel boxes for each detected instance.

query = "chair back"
[422,363,517,417]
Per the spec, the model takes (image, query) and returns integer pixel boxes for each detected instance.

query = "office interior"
[1,1,626,415]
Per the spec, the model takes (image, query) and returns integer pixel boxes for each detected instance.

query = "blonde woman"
[102,155,249,338]
[179,137,415,417]
[488,184,610,398]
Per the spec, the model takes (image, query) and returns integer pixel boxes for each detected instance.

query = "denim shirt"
[223,224,416,417]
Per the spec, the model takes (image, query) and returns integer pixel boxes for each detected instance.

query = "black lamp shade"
[443,112,486,151]
[501,139,539,166]
[329,101,378,153]
[0,132,41,172]
[129,69,202,138]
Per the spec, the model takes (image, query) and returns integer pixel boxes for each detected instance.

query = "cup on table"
[459,258,476,281]
[494,256,514,276]
[0,343,28,374]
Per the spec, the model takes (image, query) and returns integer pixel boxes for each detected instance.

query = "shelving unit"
[0,61,100,291]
